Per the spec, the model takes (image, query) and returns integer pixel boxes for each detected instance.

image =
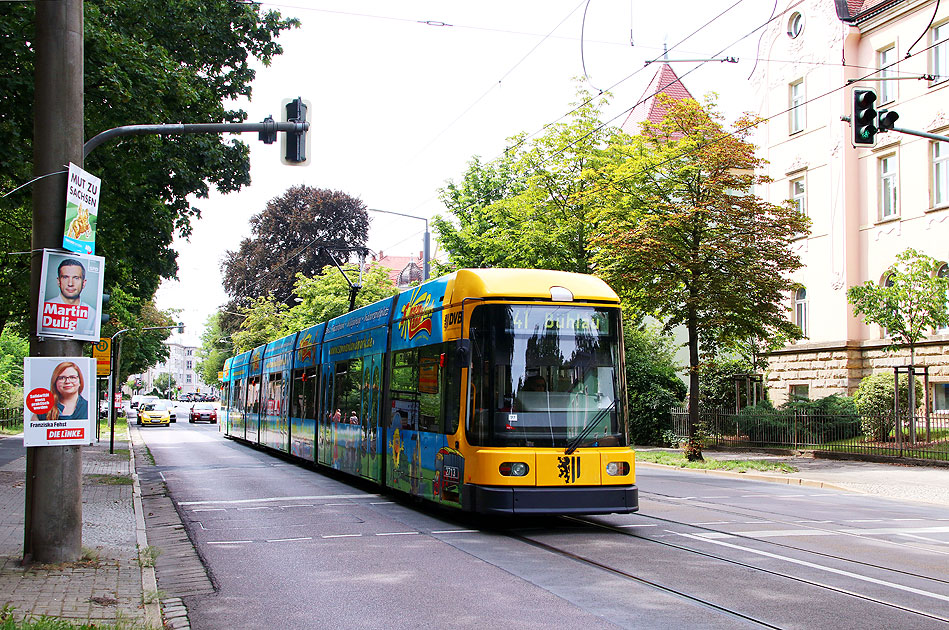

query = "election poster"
[36,249,105,342]
[62,163,101,255]
[23,357,96,447]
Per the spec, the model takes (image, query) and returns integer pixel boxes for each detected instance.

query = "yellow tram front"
[449,270,638,514]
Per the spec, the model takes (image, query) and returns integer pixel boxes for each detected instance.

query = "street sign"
[92,338,111,376]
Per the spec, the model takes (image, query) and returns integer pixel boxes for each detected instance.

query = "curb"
[127,424,163,629]
[636,461,854,493]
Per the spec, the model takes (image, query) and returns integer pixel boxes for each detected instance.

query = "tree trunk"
[686,308,703,461]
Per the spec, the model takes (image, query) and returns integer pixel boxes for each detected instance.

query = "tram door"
[361,354,383,482]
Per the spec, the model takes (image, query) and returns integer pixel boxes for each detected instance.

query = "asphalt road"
[136,422,949,629]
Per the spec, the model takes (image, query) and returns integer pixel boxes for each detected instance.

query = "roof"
[620,63,695,134]
[370,251,424,286]
[836,0,905,22]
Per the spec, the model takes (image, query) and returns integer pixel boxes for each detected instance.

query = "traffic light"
[281,97,310,165]
[878,108,899,132]
[100,293,110,325]
[852,87,878,146]
[177,321,185,334]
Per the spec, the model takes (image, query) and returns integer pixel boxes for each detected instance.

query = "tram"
[221,268,638,515]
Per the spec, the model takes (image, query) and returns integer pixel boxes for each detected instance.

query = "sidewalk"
[0,426,161,628]
[636,447,949,506]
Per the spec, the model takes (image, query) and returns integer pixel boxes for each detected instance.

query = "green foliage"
[283,263,399,333]
[624,323,686,445]
[734,396,862,444]
[847,248,949,363]
[153,373,176,398]
[103,289,174,382]
[699,356,755,410]
[0,2,297,331]
[196,313,231,388]
[853,372,921,441]
[0,325,28,407]
[435,86,617,273]
[231,296,290,353]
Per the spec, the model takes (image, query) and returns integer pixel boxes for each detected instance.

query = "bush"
[853,372,921,441]
[781,394,861,442]
[625,324,687,445]
[700,356,755,410]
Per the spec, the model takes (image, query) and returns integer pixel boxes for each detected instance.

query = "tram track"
[525,515,949,627]
[640,488,949,563]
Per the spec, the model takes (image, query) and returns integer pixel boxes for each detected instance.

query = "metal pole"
[25,0,85,565]
[367,209,430,280]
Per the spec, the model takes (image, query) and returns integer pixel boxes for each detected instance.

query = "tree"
[222,186,370,307]
[848,248,948,438]
[624,322,686,446]
[283,264,399,333]
[231,297,290,353]
[103,289,175,383]
[592,95,809,460]
[434,86,616,273]
[0,2,297,331]
[0,325,29,407]
[153,373,176,399]
[196,313,232,389]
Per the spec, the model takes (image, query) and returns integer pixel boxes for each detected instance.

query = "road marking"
[322,534,362,539]
[179,493,377,506]
[898,533,947,544]
[845,519,883,523]
[696,525,949,539]
[698,496,728,499]
[616,524,657,528]
[794,520,834,523]
[376,531,418,536]
[237,506,271,511]
[741,521,774,524]
[678,532,949,603]
[693,522,731,525]
[281,504,315,508]
[431,529,479,534]
[324,503,355,506]
[191,508,226,513]
[266,537,312,543]
[207,540,252,545]
[159,472,167,481]
[370,501,395,505]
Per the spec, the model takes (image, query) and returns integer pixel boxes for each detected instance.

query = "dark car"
[189,402,218,424]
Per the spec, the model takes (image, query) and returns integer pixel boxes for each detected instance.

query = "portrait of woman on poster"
[33,361,88,422]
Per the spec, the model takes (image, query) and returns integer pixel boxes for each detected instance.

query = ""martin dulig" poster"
[36,249,105,342]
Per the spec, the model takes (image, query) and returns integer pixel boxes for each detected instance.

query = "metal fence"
[0,407,21,429]
[671,406,949,462]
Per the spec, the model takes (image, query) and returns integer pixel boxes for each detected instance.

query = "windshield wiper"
[564,399,615,455]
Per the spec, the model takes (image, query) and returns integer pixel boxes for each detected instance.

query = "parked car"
[123,402,138,423]
[189,402,218,424]
[137,402,170,426]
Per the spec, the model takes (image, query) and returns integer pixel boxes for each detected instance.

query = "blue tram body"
[221,269,639,515]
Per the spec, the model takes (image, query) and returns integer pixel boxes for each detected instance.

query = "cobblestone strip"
[128,425,163,629]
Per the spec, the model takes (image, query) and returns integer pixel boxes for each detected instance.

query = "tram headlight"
[605,461,630,476]
[499,462,529,477]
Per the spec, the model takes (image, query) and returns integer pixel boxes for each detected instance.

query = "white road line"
[266,537,312,543]
[677,532,949,603]
[741,521,774,524]
[892,518,926,522]
[898,533,947,544]
[281,504,315,508]
[845,519,883,523]
[237,506,271,511]
[698,496,728,499]
[159,472,166,481]
[794,520,834,523]
[324,503,355,506]
[370,501,395,505]
[616,524,657,528]
[207,540,252,545]
[431,529,479,534]
[322,534,362,539]
[178,494,377,506]
[693,522,732,525]
[191,508,226,513]
[698,525,949,539]
[376,532,418,536]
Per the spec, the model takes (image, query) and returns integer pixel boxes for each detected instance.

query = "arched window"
[794,287,807,337]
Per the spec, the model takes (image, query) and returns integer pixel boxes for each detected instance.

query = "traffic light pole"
[885,126,949,143]
[83,120,308,158]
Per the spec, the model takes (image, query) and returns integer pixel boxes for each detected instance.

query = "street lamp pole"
[367,209,429,280]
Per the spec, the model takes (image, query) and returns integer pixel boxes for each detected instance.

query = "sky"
[156,0,775,346]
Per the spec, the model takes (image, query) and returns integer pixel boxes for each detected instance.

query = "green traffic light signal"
[852,88,878,147]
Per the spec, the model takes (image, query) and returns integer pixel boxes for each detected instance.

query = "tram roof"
[447,269,620,304]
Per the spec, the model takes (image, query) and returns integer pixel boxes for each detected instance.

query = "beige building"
[752,0,949,407]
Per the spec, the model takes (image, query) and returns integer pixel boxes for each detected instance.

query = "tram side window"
[266,373,282,415]
[333,358,363,423]
[247,377,261,415]
[291,367,318,419]
[390,345,456,434]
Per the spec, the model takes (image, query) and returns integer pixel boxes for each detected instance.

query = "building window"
[934,22,948,84]
[789,80,804,134]
[790,177,806,217]
[879,155,898,219]
[879,46,895,104]
[186,360,193,370]
[789,384,809,401]
[787,12,803,39]
[935,383,949,411]
[794,287,808,337]
[186,349,193,356]
[186,374,192,384]
[935,141,949,208]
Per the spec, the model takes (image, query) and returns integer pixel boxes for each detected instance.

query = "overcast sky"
[157,0,772,345]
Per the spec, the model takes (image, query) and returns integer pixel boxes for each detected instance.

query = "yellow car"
[137,403,171,426]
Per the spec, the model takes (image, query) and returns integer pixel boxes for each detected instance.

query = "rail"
[0,407,22,430]
[670,406,949,462]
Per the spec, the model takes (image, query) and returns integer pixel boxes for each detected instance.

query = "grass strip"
[637,450,798,473]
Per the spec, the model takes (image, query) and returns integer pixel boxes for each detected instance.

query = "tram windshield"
[467,304,627,448]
